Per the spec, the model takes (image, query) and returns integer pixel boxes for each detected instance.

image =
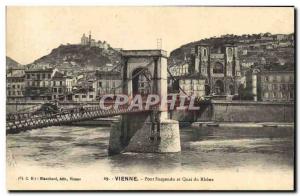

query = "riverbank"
[70,117,119,127]
[192,122,294,128]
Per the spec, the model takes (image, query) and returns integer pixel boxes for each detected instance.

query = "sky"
[6,6,294,65]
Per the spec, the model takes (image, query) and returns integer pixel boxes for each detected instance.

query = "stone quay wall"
[170,101,294,123]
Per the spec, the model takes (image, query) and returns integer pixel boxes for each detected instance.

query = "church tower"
[88,31,92,46]
[195,44,210,76]
[225,45,234,77]
[225,44,240,77]
[81,33,87,45]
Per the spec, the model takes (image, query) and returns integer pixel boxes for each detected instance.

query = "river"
[6,125,294,190]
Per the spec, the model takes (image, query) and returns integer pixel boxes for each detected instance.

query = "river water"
[7,125,294,173]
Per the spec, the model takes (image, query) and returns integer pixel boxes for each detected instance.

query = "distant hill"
[6,56,22,69]
[29,44,122,71]
[168,33,294,72]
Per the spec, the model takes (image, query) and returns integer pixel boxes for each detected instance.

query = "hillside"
[6,56,22,69]
[29,44,122,71]
[169,33,294,72]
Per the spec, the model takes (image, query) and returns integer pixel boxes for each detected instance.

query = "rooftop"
[7,70,25,78]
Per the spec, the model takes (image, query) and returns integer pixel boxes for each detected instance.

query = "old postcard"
[6,6,295,191]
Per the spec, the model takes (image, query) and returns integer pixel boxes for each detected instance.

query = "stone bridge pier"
[108,50,181,155]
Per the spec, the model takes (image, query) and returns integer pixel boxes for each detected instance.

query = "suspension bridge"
[7,49,209,154]
[7,49,204,135]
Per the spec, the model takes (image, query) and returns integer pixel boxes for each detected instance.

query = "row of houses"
[245,69,294,102]
[168,43,294,102]
[6,67,122,102]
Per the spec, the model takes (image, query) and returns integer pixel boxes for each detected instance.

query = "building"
[276,34,289,41]
[245,69,294,102]
[6,69,25,101]
[178,75,206,97]
[95,70,122,96]
[72,88,96,102]
[191,43,241,97]
[51,71,66,101]
[71,73,97,101]
[169,62,189,77]
[65,76,76,93]
[24,67,55,100]
[259,71,294,102]
[81,33,89,45]
[80,32,110,49]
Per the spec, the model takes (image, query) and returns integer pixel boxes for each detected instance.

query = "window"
[53,88,57,93]
[269,76,274,82]
[27,74,30,79]
[75,95,79,98]
[89,95,93,98]
[213,62,224,74]
[265,76,268,81]
[203,48,207,56]
[60,81,62,86]
[268,84,272,90]
[227,48,233,56]
[290,92,294,99]
[99,81,102,87]
[42,74,45,79]
[17,91,20,95]
[58,88,62,93]
[12,85,15,89]
[264,92,269,98]
[17,85,20,88]
[272,92,275,98]
[276,75,281,82]
[82,95,86,98]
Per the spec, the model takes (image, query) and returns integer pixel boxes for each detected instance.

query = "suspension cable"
[112,60,154,91]
[167,67,190,97]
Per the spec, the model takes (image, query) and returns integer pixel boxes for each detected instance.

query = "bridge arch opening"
[132,68,152,96]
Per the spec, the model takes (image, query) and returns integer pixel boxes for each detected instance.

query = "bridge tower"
[108,50,181,155]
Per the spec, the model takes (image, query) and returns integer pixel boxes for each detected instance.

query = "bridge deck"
[6,106,154,134]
